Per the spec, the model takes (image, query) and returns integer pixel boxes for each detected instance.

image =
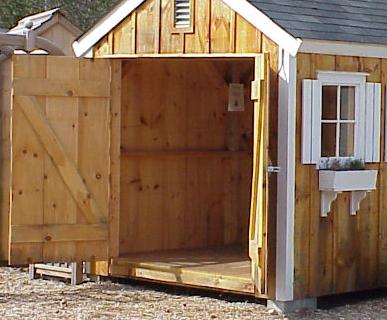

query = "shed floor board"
[111,246,255,295]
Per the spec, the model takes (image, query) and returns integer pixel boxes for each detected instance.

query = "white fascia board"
[72,0,145,57]
[276,47,297,301]
[300,38,387,59]
[221,0,302,56]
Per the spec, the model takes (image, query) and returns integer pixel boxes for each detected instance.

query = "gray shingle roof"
[247,0,387,45]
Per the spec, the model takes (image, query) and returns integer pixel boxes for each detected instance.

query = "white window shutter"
[364,83,381,163]
[302,80,321,164]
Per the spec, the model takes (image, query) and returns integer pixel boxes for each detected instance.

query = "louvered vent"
[174,0,192,29]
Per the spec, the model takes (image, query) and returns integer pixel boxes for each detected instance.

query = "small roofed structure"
[1,8,81,59]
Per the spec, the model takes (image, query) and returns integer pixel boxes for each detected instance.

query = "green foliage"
[319,158,366,171]
[0,0,121,31]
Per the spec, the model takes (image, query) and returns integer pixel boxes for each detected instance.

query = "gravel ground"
[0,268,385,319]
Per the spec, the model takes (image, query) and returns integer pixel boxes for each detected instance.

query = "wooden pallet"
[29,262,84,285]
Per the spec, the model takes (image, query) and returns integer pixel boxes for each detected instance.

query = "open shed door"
[9,55,116,265]
[249,54,269,295]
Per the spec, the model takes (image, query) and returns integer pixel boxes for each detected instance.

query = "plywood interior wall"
[119,58,254,254]
[295,53,387,299]
[93,0,263,56]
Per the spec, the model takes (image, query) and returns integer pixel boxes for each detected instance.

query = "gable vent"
[174,0,192,29]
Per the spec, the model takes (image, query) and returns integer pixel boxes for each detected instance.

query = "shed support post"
[267,298,317,314]
[275,48,297,303]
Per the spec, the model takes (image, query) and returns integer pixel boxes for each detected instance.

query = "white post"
[276,48,297,302]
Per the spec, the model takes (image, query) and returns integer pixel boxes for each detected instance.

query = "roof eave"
[221,0,302,56]
[300,38,387,59]
[73,0,145,57]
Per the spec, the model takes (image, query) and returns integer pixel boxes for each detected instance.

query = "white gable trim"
[73,0,302,57]
[300,39,387,59]
[221,0,301,56]
[73,0,146,57]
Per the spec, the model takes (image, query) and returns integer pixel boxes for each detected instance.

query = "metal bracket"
[267,166,281,173]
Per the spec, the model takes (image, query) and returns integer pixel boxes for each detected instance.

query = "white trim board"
[73,0,146,57]
[276,48,297,301]
[72,0,302,57]
[221,0,301,56]
[300,39,387,59]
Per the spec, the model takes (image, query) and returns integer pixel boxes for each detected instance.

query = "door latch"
[267,166,281,173]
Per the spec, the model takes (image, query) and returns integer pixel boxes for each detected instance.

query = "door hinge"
[267,166,280,173]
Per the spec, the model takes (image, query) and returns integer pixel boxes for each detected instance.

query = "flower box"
[319,170,378,217]
[319,170,378,192]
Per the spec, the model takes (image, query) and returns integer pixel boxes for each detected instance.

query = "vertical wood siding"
[92,0,279,297]
[93,0,264,56]
[295,53,387,299]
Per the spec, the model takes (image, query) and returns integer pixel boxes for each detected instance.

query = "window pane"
[340,86,355,120]
[339,123,355,157]
[321,123,337,157]
[322,86,337,120]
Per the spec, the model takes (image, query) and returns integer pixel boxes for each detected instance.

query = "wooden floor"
[110,246,255,295]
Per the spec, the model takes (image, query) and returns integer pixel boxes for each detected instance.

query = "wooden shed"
[1,0,387,313]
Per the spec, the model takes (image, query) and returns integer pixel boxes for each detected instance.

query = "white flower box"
[318,170,378,217]
[319,170,378,192]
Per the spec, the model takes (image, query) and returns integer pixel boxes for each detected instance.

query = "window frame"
[317,71,368,165]
[172,0,195,34]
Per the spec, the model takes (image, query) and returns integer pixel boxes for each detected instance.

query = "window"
[302,71,381,165]
[173,0,194,33]
[321,85,356,158]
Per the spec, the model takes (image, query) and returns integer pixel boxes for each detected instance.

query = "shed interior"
[114,57,256,293]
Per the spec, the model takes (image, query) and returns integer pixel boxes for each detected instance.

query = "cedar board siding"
[295,53,387,299]
[0,59,12,261]
[92,0,278,297]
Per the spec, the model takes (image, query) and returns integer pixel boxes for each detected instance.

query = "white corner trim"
[72,0,146,57]
[300,38,387,59]
[277,48,297,301]
[221,0,301,56]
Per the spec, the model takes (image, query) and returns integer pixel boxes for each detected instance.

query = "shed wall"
[295,53,387,299]
[93,0,267,56]
[40,24,78,56]
[119,58,254,254]
[92,0,279,297]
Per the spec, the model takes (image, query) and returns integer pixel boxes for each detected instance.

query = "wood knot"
[22,149,27,155]
[95,173,102,180]
[45,235,52,241]
[67,90,74,97]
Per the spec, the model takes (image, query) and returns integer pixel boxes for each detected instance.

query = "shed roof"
[8,8,81,37]
[246,0,387,45]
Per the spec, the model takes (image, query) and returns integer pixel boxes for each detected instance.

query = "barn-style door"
[249,54,269,295]
[9,56,113,265]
